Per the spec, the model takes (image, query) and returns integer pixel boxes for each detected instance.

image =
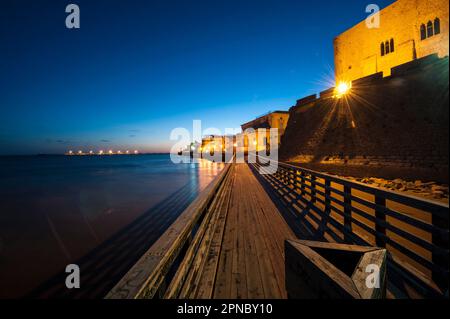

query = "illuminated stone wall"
[281,56,449,182]
[241,111,290,150]
[334,0,449,83]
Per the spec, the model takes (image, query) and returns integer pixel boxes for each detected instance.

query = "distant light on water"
[65,149,140,156]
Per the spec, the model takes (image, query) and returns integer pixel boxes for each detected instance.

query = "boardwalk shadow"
[248,163,319,241]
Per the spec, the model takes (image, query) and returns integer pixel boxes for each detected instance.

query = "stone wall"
[280,55,449,183]
[334,0,449,83]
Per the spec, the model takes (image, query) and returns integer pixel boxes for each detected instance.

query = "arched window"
[390,38,395,52]
[434,18,441,35]
[381,42,385,56]
[427,21,434,38]
[385,41,390,54]
[420,24,426,40]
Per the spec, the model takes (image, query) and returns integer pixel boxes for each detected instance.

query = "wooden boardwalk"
[171,164,295,299]
[107,159,448,299]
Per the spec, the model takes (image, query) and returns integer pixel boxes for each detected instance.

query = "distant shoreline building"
[240,111,290,154]
[334,0,449,83]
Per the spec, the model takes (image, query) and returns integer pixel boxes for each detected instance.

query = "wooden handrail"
[251,156,449,297]
[256,154,449,214]
[105,158,234,299]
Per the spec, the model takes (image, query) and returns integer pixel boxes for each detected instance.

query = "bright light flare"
[335,82,351,98]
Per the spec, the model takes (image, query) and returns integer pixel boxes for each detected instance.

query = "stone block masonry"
[280,55,449,183]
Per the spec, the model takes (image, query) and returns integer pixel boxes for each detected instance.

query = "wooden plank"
[180,165,235,298]
[165,164,234,298]
[240,168,266,299]
[248,176,294,298]
[285,240,360,299]
[213,167,238,298]
[193,170,235,298]
[241,165,283,298]
[106,162,233,299]
[230,165,248,299]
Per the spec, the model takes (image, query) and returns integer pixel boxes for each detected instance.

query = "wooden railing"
[251,158,449,298]
[105,159,234,299]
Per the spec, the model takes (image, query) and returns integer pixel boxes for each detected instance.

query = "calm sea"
[0,154,224,298]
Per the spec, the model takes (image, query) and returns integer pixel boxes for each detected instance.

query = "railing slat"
[252,155,449,297]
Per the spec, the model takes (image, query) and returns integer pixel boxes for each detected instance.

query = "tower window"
[434,18,441,35]
[381,39,395,56]
[427,21,434,38]
[420,24,426,40]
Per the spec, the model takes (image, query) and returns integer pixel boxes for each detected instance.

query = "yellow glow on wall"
[334,82,351,98]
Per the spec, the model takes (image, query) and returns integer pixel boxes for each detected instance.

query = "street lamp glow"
[335,82,351,98]
[109,150,113,154]
[99,150,104,155]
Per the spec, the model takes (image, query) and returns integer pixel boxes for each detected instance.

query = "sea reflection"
[0,154,224,298]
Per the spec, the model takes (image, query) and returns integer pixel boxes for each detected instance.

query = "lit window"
[427,21,433,38]
[434,18,441,35]
[420,24,426,40]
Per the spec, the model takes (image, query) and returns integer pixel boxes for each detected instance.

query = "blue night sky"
[0,0,395,155]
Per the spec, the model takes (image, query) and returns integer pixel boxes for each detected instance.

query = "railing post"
[343,185,352,242]
[325,180,331,214]
[280,167,285,183]
[375,195,386,248]
[432,212,449,291]
[289,169,295,189]
[299,171,305,195]
[311,175,317,203]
